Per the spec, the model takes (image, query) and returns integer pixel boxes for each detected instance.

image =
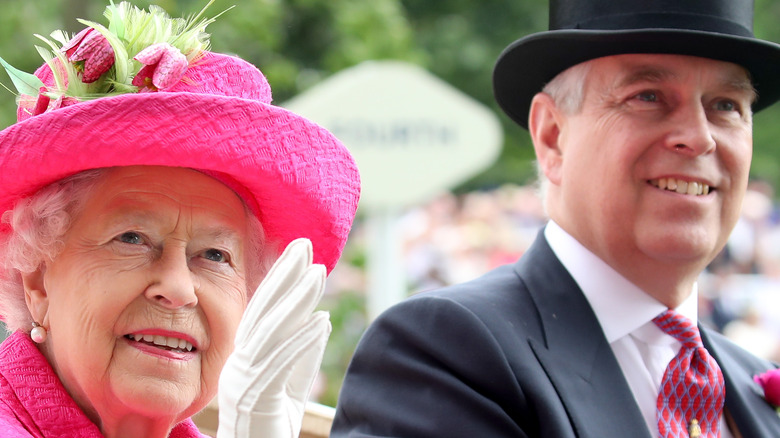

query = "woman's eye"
[117,232,143,245]
[203,249,228,263]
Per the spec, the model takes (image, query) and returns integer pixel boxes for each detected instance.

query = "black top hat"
[493,0,780,129]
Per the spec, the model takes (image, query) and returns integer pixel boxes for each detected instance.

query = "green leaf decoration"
[0,55,44,96]
[0,1,224,108]
[33,36,65,93]
[32,45,57,90]
[49,30,69,46]
[106,1,127,40]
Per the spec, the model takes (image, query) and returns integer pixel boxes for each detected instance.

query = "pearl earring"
[31,322,47,343]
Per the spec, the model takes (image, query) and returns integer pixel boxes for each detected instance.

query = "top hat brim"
[494,28,780,129]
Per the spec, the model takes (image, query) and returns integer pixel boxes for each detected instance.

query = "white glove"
[217,238,331,438]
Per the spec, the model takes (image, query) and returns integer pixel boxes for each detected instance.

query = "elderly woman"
[0,3,359,438]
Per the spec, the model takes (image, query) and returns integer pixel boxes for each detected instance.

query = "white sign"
[284,60,502,210]
[284,61,504,320]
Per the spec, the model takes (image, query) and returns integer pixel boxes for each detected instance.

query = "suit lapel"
[517,235,652,438]
[701,328,780,437]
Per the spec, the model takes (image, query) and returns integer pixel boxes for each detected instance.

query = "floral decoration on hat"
[0,0,229,120]
[754,369,780,415]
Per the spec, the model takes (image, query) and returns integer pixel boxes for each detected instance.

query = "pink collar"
[0,331,205,437]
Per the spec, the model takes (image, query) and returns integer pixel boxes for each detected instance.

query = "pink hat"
[0,3,360,273]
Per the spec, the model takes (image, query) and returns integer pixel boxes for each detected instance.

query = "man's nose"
[663,102,716,156]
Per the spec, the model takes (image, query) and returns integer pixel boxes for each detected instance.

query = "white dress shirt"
[545,221,734,437]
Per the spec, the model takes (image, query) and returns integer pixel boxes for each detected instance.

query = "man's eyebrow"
[614,65,676,89]
[723,74,757,103]
[612,63,757,103]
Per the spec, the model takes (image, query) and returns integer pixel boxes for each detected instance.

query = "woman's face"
[25,166,251,427]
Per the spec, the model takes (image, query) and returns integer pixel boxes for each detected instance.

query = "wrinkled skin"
[23,166,251,437]
[530,54,754,308]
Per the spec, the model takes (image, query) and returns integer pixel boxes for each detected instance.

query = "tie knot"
[653,309,702,348]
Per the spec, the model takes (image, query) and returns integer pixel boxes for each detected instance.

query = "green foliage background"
[3,0,780,406]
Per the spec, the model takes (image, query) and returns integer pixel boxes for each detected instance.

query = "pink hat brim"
[0,91,360,273]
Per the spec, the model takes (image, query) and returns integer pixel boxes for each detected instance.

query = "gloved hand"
[217,238,331,438]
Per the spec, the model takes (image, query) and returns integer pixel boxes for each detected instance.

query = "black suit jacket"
[331,231,780,437]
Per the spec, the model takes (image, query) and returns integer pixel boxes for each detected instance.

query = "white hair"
[0,168,277,333]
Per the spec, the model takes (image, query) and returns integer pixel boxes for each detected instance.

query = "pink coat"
[0,331,208,437]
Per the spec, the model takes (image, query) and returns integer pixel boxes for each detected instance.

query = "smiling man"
[331,1,780,437]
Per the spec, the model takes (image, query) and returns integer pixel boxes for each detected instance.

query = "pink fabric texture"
[0,331,207,437]
[0,51,360,273]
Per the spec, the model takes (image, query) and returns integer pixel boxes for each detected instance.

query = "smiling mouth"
[649,177,711,196]
[125,333,195,352]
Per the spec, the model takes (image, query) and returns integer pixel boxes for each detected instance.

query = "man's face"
[539,54,754,296]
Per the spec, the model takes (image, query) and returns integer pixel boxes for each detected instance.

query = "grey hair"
[0,168,277,333]
[533,60,594,208]
[541,61,592,115]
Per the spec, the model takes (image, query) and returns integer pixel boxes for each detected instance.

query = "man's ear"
[22,265,50,326]
[528,92,565,185]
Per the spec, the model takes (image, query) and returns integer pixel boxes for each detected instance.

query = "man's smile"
[649,177,711,196]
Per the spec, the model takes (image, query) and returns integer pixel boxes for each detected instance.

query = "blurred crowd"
[341,180,780,364]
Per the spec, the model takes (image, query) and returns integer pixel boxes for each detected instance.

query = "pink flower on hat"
[25,86,79,118]
[62,28,115,83]
[30,87,50,117]
[754,369,780,411]
[132,43,188,92]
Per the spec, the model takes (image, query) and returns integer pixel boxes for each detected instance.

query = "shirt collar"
[544,220,698,343]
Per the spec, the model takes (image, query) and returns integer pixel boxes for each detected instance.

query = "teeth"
[650,177,709,196]
[128,333,194,352]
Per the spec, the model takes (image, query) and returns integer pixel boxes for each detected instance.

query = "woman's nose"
[144,247,198,309]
